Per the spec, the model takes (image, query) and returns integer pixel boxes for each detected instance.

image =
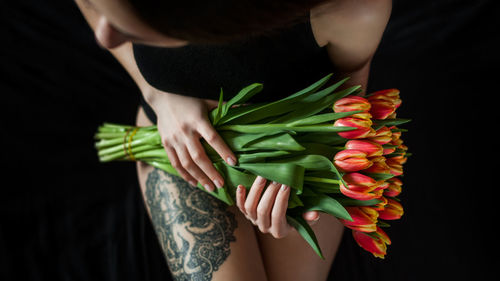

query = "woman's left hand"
[236,176,319,239]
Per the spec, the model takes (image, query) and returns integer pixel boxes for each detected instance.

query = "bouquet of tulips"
[95,73,410,259]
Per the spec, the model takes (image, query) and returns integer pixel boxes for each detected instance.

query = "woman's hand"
[145,87,237,192]
[236,176,320,239]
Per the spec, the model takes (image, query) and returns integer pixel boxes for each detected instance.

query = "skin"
[74,0,392,280]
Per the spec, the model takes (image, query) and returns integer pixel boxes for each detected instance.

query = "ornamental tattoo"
[145,168,237,281]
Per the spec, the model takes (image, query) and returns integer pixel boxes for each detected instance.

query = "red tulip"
[368,89,402,120]
[333,96,371,113]
[373,196,388,211]
[384,178,402,197]
[340,173,381,200]
[363,156,391,174]
[367,126,392,145]
[352,227,391,259]
[334,117,374,139]
[341,206,378,232]
[345,140,383,157]
[334,149,373,172]
[386,157,404,176]
[378,198,404,220]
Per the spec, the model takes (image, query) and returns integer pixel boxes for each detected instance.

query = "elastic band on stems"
[123,127,139,161]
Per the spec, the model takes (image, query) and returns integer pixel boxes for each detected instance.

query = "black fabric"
[1,0,497,280]
[133,13,333,124]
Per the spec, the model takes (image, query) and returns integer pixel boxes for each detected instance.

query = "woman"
[75,0,392,280]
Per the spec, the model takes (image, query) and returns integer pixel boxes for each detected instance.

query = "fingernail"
[204,184,214,192]
[256,176,266,184]
[281,184,288,191]
[213,179,223,189]
[237,185,244,192]
[272,181,278,185]
[227,157,236,166]
[189,181,197,187]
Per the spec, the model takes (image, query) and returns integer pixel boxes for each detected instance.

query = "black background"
[1,0,497,280]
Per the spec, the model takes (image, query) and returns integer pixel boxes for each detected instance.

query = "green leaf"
[222,83,264,117]
[245,132,305,151]
[271,82,360,123]
[237,150,291,163]
[268,154,335,171]
[287,111,363,127]
[211,88,225,125]
[372,118,411,131]
[301,193,352,221]
[286,215,324,259]
[237,163,305,194]
[302,194,352,221]
[377,220,391,228]
[335,198,382,206]
[222,73,334,125]
[268,78,354,124]
[362,172,395,181]
[288,192,304,209]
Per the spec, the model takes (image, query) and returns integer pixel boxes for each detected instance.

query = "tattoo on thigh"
[145,168,237,281]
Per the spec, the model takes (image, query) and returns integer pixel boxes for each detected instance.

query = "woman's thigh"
[136,108,267,281]
[256,213,344,281]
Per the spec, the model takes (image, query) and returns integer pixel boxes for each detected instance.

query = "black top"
[133,12,333,124]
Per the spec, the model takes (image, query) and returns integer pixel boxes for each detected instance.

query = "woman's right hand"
[144,87,237,192]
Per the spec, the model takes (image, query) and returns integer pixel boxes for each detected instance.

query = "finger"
[270,184,292,239]
[164,145,198,187]
[303,211,320,226]
[244,176,267,221]
[185,135,225,189]
[255,181,281,232]
[174,143,214,192]
[235,185,247,215]
[198,121,237,166]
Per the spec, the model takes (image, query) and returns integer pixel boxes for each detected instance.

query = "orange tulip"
[368,89,402,120]
[340,173,381,200]
[341,206,378,232]
[334,117,374,139]
[333,96,371,113]
[345,140,383,157]
[352,227,391,258]
[373,196,388,211]
[378,198,404,220]
[384,178,402,197]
[363,156,391,174]
[334,149,373,172]
[367,126,392,145]
[386,157,404,176]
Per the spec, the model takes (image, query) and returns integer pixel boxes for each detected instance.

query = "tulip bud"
[363,156,391,174]
[345,140,383,157]
[368,89,401,120]
[390,127,401,142]
[373,196,388,211]
[334,149,373,172]
[384,178,402,197]
[352,227,392,259]
[386,157,404,176]
[340,173,381,200]
[367,126,392,145]
[333,96,371,113]
[334,117,374,139]
[350,112,373,121]
[341,206,378,232]
[378,198,404,220]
